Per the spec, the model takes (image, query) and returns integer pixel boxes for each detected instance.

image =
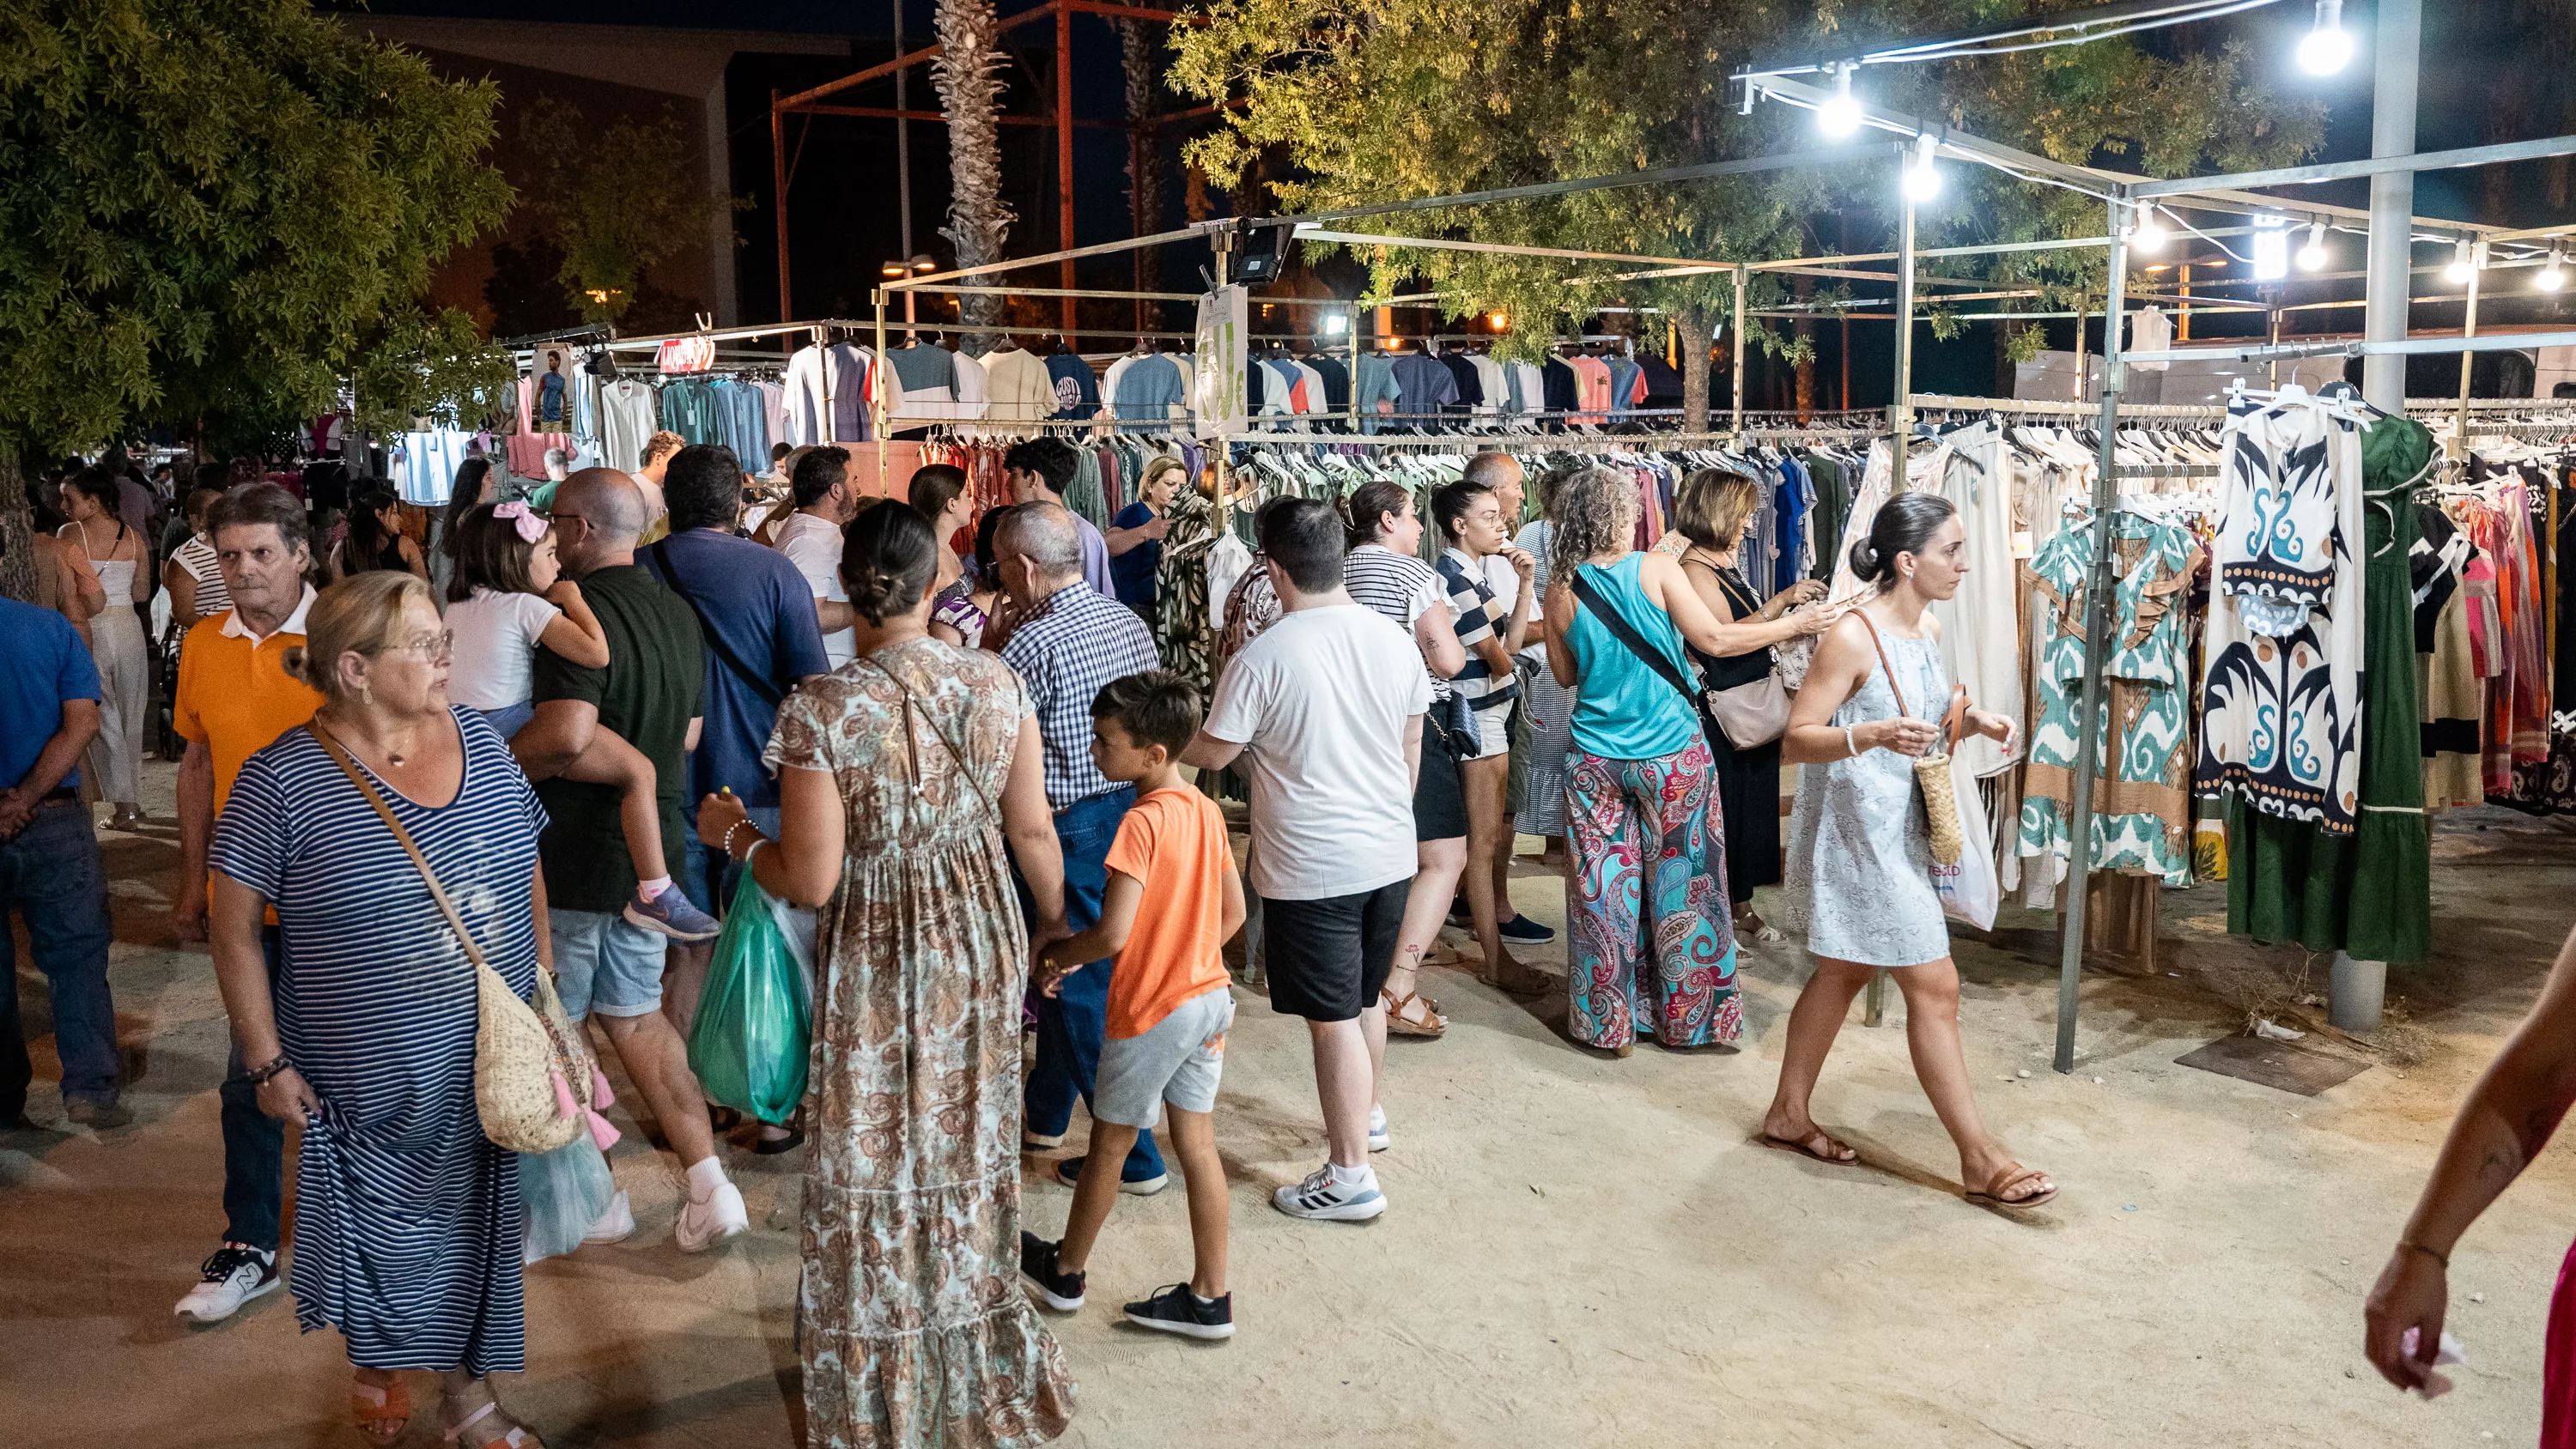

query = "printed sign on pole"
[1194,285,1249,440]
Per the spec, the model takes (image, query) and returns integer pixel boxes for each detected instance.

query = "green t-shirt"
[531,563,704,913]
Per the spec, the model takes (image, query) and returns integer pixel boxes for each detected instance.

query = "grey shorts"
[547,906,668,1022]
[1093,985,1235,1127]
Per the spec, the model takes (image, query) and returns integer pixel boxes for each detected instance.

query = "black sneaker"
[1123,1282,1235,1341]
[1018,1233,1085,1312]
[1446,900,1473,928]
[1498,913,1556,944]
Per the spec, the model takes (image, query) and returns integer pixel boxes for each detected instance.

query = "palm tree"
[932,0,1014,346]
[1119,21,1165,324]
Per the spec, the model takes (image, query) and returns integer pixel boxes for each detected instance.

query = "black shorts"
[1414,712,1468,842]
[1261,879,1413,1022]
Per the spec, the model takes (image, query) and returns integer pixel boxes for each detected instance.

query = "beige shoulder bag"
[310,721,591,1155]
[1852,613,1971,867]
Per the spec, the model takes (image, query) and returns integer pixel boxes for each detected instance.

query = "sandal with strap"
[1761,1129,1860,1166]
[1382,988,1447,1039]
[352,1374,412,1446]
[1966,1164,2058,1212]
[446,1399,544,1449]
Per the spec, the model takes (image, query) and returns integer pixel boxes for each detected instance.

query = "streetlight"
[884,254,937,325]
[1903,131,1942,203]
[2298,222,2329,272]
[1816,64,1862,138]
[2296,0,2354,76]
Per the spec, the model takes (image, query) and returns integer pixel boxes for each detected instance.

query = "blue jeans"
[0,802,120,1118]
[1018,786,1163,1183]
[682,803,781,919]
[216,928,287,1250]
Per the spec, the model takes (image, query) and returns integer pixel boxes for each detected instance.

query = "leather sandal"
[1382,988,1447,1038]
[351,1374,411,1446]
[1966,1164,2058,1212]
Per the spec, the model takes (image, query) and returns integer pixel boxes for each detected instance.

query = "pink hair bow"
[491,500,548,543]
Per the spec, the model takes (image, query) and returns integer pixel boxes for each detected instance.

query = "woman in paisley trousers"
[1539,466,1827,1056]
[698,503,1077,1447]
[1768,493,2054,1211]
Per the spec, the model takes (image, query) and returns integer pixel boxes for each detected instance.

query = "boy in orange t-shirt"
[1023,671,1245,1340]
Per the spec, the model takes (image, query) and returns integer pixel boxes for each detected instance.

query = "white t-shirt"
[1205,602,1433,900]
[445,587,560,710]
[774,509,854,666]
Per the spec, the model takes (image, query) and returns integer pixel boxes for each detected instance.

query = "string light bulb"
[2541,246,2568,293]
[2298,222,2329,271]
[2297,0,2354,76]
[1903,132,1943,203]
[1817,64,1862,138]
[2447,239,2476,286]
[2129,209,2169,254]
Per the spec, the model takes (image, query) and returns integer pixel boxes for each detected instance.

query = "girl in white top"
[446,502,719,942]
[58,468,150,829]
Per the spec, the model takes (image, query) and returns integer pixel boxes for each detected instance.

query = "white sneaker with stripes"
[1272,1164,1386,1222]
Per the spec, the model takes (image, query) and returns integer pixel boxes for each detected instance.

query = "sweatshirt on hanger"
[1048,353,1100,418]
[982,348,1056,422]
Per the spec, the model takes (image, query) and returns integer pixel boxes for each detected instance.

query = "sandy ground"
[9,758,2576,1448]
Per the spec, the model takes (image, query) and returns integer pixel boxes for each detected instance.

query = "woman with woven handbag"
[1765,493,2054,1213]
[208,572,561,1448]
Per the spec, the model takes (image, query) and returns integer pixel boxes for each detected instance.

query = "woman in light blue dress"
[1767,492,2057,1211]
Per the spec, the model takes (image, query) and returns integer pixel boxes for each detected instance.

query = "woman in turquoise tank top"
[1538,466,1833,1056]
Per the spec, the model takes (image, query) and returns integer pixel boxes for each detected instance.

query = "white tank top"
[92,556,136,596]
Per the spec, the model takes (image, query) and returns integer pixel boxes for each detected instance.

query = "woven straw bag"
[1854,613,1971,867]
[311,722,591,1155]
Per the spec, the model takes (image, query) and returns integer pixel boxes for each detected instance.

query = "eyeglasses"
[383,629,454,662]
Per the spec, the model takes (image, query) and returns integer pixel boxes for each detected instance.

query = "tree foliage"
[516,98,738,326]
[1171,0,2325,424]
[0,0,516,455]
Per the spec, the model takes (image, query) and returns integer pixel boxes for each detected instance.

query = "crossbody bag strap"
[651,541,786,708]
[864,658,999,822]
[307,720,488,969]
[1566,567,1703,710]
[1850,609,1911,718]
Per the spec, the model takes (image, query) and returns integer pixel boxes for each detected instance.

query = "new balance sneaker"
[1367,1105,1390,1154]
[1497,913,1557,944]
[674,1179,749,1252]
[1054,1155,1168,1197]
[623,885,721,943]
[1272,1164,1387,1222]
[1124,1282,1235,1341]
[1019,1233,1086,1312]
[173,1244,279,1323]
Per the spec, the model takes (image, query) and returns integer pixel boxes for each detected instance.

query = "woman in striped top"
[208,571,555,1449]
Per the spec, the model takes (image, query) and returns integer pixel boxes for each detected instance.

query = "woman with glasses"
[206,570,561,1449]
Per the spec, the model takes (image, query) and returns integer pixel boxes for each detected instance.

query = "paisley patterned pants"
[1564,741,1743,1051]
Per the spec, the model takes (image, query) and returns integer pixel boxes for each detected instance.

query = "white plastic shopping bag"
[1933,757,2000,931]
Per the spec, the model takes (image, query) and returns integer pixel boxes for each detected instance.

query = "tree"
[932,0,1015,344]
[1120,20,1171,319]
[515,98,736,326]
[1172,0,2325,430]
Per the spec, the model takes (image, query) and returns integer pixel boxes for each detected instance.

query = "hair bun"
[1846,537,1881,580]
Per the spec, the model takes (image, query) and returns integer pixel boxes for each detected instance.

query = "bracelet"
[2397,1239,2450,1269]
[244,1053,292,1086]
[1844,725,1859,759]
[720,819,756,862]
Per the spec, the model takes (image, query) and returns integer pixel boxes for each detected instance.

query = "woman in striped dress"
[210,571,553,1449]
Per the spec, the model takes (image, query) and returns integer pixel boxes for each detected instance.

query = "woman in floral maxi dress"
[700,503,1076,1447]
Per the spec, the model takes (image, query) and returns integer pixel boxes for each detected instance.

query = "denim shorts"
[1092,985,1235,1127]
[478,701,535,740]
[548,906,667,1021]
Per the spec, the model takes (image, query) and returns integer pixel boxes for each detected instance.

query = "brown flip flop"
[1966,1165,2058,1211]
[1761,1130,1860,1166]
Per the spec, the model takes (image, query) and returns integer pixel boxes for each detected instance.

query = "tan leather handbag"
[311,721,591,1155]
[1854,613,1971,867]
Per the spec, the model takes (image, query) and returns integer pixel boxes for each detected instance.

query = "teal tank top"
[1566,554,1701,760]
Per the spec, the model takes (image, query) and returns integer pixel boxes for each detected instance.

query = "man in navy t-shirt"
[0,591,125,1130]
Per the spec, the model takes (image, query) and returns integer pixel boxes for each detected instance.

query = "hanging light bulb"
[2298,222,2329,271]
[1903,132,1942,203]
[2297,0,2354,76]
[2129,208,2169,254]
[1817,64,1862,139]
[2541,246,2568,293]
[2447,239,2476,286]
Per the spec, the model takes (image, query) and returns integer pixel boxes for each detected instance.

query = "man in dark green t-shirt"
[512,468,748,1252]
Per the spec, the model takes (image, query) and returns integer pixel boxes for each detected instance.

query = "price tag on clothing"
[2013,529,2035,559]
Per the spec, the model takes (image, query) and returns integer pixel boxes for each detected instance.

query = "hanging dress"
[1679,555,1783,905]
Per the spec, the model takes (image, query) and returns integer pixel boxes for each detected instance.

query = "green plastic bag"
[686,875,811,1125]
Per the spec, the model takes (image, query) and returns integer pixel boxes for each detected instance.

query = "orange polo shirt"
[173,587,325,818]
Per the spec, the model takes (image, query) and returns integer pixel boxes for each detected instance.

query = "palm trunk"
[932,0,1015,348]
[1674,305,1713,434]
[1118,21,1165,323]
[1792,273,1815,420]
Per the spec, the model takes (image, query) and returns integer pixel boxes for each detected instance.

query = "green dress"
[2226,414,2434,964]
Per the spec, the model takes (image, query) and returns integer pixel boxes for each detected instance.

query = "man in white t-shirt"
[769,446,859,667]
[1183,497,1430,1225]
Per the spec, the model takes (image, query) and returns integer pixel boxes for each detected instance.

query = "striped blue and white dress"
[210,706,546,1374]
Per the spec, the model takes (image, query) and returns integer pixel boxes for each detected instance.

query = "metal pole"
[1732,264,1748,439]
[2055,196,2131,1076]
[873,290,890,494]
[1057,0,1078,333]
[2455,257,2482,455]
[895,0,912,264]
[1866,185,1922,1029]
[1350,303,1364,433]
[814,324,834,446]
[2362,0,2421,415]
[772,93,793,323]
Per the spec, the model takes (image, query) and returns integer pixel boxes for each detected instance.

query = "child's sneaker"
[624,883,720,943]
[1019,1233,1085,1311]
[1272,1163,1386,1222]
[1124,1283,1235,1341]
